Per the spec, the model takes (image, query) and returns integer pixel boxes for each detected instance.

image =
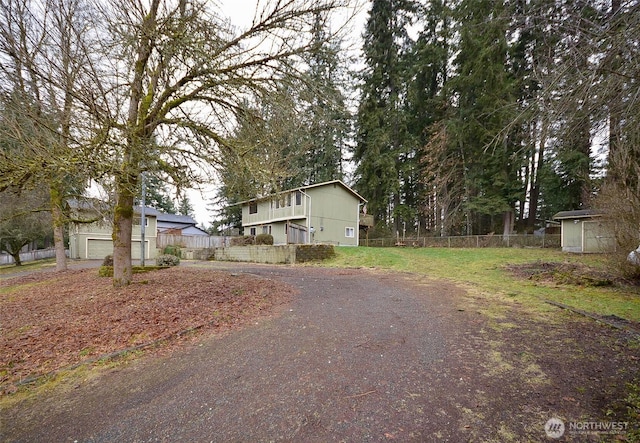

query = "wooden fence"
[0,248,60,266]
[157,234,232,250]
[360,234,561,249]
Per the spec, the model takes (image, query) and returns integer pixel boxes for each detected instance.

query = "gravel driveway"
[3,263,637,442]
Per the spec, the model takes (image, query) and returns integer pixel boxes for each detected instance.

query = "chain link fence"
[359,234,561,249]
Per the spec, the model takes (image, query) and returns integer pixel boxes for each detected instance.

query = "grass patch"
[606,379,640,439]
[0,259,56,275]
[323,247,640,323]
[0,348,144,409]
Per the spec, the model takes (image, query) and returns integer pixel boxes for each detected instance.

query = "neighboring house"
[553,209,616,253]
[239,180,367,246]
[68,202,158,260]
[155,211,208,236]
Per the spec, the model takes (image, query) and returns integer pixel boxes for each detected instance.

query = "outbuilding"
[553,210,616,253]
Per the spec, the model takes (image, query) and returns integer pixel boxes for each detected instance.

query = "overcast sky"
[188,1,367,228]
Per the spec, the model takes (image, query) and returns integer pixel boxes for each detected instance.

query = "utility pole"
[140,173,146,267]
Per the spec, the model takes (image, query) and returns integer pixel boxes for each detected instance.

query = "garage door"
[87,239,113,259]
[86,239,146,259]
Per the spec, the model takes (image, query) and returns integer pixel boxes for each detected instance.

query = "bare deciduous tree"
[1,0,355,285]
[88,0,352,286]
[0,0,97,271]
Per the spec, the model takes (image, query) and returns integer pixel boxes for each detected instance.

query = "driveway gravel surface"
[2,262,637,442]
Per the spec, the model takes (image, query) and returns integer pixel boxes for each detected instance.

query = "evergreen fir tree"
[354,0,416,231]
[144,174,177,214]
[447,0,522,236]
[294,11,350,186]
[409,0,454,235]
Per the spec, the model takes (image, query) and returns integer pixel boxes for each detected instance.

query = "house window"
[249,202,258,214]
[262,225,271,234]
[133,217,149,227]
[345,227,355,238]
[275,194,291,209]
[295,191,302,205]
[250,227,256,236]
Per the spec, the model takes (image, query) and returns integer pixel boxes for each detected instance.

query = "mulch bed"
[505,261,617,286]
[0,267,294,392]
[505,261,640,334]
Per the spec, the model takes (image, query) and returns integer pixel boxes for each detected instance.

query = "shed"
[552,210,616,253]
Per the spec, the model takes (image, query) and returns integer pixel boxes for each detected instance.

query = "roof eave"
[232,180,367,206]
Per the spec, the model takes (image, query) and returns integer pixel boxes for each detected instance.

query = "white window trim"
[133,217,150,227]
[345,227,355,238]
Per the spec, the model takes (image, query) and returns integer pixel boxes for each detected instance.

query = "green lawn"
[323,247,640,323]
[0,258,56,276]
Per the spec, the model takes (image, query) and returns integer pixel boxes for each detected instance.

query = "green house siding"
[270,222,287,245]
[307,183,360,246]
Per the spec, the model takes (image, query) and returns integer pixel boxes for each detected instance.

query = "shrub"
[102,255,113,267]
[156,254,180,267]
[163,245,182,258]
[255,233,274,245]
[295,244,336,262]
[98,266,113,277]
[231,236,255,246]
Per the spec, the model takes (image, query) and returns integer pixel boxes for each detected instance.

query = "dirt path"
[2,263,638,442]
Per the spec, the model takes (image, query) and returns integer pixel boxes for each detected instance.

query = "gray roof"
[136,207,198,226]
[552,209,603,220]
[155,212,197,224]
[137,206,161,217]
[234,180,367,206]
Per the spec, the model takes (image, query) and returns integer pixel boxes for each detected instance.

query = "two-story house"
[239,180,367,246]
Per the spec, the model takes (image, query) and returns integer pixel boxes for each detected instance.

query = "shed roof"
[552,209,603,220]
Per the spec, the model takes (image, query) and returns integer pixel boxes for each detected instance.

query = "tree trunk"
[50,185,68,271]
[112,182,135,287]
[528,118,547,230]
[53,222,67,271]
[10,251,22,266]
[502,209,514,241]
